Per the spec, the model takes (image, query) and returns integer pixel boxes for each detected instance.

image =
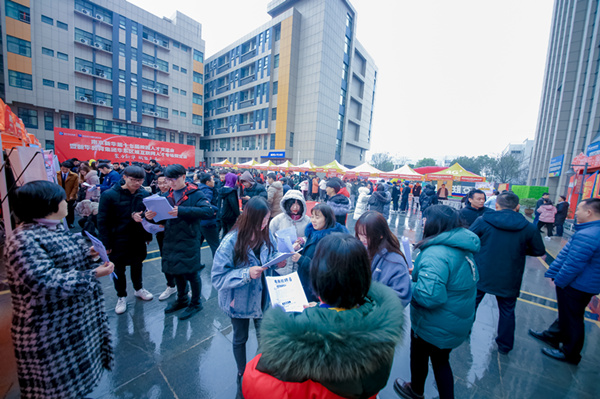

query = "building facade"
[1,0,205,161]
[528,0,600,196]
[203,0,377,167]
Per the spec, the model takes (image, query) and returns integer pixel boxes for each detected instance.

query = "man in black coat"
[554,195,569,237]
[98,166,153,315]
[412,182,422,210]
[391,182,400,213]
[197,173,221,259]
[400,181,411,213]
[470,192,546,354]
[239,170,267,208]
[460,189,493,227]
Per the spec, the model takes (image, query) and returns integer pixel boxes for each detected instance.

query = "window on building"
[270,134,276,149]
[8,70,32,90]
[193,93,202,105]
[42,47,54,57]
[41,15,53,25]
[18,108,38,129]
[57,52,68,61]
[58,82,69,90]
[173,87,179,94]
[180,89,187,96]
[60,114,69,128]
[6,0,30,23]
[273,81,278,95]
[272,108,277,121]
[187,135,196,147]
[57,21,68,30]
[44,111,53,130]
[289,132,294,147]
[173,64,179,71]
[273,54,279,69]
[43,79,54,87]
[193,114,202,126]
[193,50,204,62]
[45,140,54,150]
[172,110,179,116]
[173,41,180,48]
[181,67,187,74]
[180,111,187,117]
[193,72,203,84]
[178,133,184,144]
[274,25,281,41]
[7,36,31,57]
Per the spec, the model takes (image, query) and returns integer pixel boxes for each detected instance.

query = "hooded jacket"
[371,248,412,307]
[353,187,371,220]
[267,180,284,218]
[555,201,569,225]
[218,186,240,223]
[538,204,557,223]
[197,183,219,227]
[368,190,391,214]
[419,186,438,212]
[242,283,404,399]
[240,171,267,207]
[459,202,493,227]
[325,193,351,225]
[470,210,546,297]
[411,228,480,349]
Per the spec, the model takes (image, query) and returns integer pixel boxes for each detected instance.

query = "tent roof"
[436,163,485,182]
[390,164,422,176]
[237,159,258,166]
[211,159,234,166]
[319,160,348,172]
[297,160,317,170]
[348,163,384,174]
[413,166,446,174]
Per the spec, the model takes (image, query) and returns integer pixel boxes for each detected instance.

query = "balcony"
[143,36,170,51]
[240,48,257,63]
[75,67,111,81]
[142,110,169,120]
[216,127,229,134]
[75,37,112,53]
[75,8,113,26]
[141,60,169,74]
[240,74,256,86]
[238,123,253,132]
[216,106,228,115]
[239,99,255,109]
[216,84,229,95]
[217,63,230,74]
[76,96,112,108]
[142,85,169,97]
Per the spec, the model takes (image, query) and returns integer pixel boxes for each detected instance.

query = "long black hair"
[310,203,336,230]
[414,205,462,250]
[233,196,274,265]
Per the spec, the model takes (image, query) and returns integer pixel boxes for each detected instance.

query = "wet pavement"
[1,205,599,398]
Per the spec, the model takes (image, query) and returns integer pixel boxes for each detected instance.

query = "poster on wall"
[54,128,196,168]
[548,154,564,177]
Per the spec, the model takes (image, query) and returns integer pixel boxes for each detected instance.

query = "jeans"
[231,317,262,374]
[174,272,202,307]
[475,290,517,352]
[200,223,221,258]
[113,261,143,297]
[555,223,564,237]
[410,329,454,399]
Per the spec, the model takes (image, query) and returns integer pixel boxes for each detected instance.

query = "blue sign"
[586,141,600,157]
[548,154,564,177]
[268,151,285,158]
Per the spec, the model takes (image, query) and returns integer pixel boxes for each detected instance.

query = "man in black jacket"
[197,173,221,259]
[400,181,411,213]
[460,189,493,227]
[239,170,267,208]
[470,192,546,354]
[98,166,154,315]
[391,182,400,213]
[554,195,569,237]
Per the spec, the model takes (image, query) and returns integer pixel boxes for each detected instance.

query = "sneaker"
[134,288,154,301]
[165,298,190,314]
[178,304,203,320]
[115,297,127,314]
[393,379,424,399]
[544,236,552,241]
[159,286,177,301]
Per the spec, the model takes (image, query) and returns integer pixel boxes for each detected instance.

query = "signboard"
[586,141,600,157]
[268,151,286,158]
[54,128,196,168]
[548,154,564,177]
[582,172,598,200]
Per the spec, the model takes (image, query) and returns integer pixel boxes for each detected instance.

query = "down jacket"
[371,248,412,307]
[326,193,351,225]
[218,186,240,224]
[353,187,371,220]
[538,204,557,223]
[545,219,600,294]
[242,283,405,399]
[267,180,284,218]
[368,190,391,214]
[411,228,480,349]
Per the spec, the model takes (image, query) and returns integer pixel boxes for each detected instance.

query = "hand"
[277,260,287,268]
[145,210,157,220]
[242,196,250,201]
[95,261,114,278]
[291,253,301,262]
[132,211,143,222]
[89,246,99,258]
[168,206,178,217]
[249,266,264,279]
[106,249,112,255]
[303,302,318,309]
[292,242,302,251]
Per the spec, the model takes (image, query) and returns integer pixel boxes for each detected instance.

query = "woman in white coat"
[353,186,371,220]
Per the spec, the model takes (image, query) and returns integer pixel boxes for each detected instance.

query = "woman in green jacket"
[394,205,480,399]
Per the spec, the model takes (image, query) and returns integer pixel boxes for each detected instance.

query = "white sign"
[265,272,309,312]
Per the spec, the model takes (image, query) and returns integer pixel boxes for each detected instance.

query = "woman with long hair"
[211,197,282,388]
[355,211,412,307]
[218,172,241,236]
[394,205,479,399]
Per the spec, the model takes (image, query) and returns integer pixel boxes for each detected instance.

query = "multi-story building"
[527,0,600,196]
[203,0,377,167]
[1,0,205,161]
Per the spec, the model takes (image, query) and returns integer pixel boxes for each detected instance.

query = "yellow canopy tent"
[380,165,424,180]
[211,159,234,167]
[236,159,259,169]
[346,162,383,178]
[317,160,348,173]
[296,160,317,172]
[437,163,486,182]
[255,160,275,170]
[272,160,296,171]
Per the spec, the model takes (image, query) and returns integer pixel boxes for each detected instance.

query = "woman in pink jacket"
[537,199,557,239]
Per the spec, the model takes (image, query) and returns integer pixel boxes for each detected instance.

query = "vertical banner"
[582,172,598,200]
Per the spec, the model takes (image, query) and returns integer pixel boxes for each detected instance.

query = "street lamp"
[565,162,589,224]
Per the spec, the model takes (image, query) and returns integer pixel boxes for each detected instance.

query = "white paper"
[143,194,176,222]
[142,219,165,234]
[265,272,309,312]
[261,252,297,269]
[276,226,297,253]
[84,231,110,263]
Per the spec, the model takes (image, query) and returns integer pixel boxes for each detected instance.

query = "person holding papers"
[291,204,348,302]
[211,197,283,392]
[242,234,404,399]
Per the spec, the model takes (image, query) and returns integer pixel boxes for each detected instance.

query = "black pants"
[392,199,399,211]
[475,290,517,352]
[555,223,564,237]
[543,285,593,363]
[221,219,237,237]
[199,224,220,258]
[400,198,409,212]
[231,318,262,375]
[410,329,454,399]
[66,199,76,226]
[113,261,143,297]
[174,272,202,307]
[537,221,554,237]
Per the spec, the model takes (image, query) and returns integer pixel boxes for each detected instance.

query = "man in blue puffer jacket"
[529,198,600,365]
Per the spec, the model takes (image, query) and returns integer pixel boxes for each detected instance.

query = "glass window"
[173,41,180,48]
[57,21,68,30]
[119,43,125,57]
[18,108,38,129]
[43,79,54,87]
[58,82,69,90]
[170,132,175,143]
[7,36,31,57]
[173,87,179,94]
[132,23,138,35]
[272,108,277,120]
[41,15,53,25]
[273,54,279,69]
[270,134,276,149]
[193,93,202,105]
[44,111,53,130]
[119,16,126,30]
[42,47,54,57]
[60,114,69,128]
[179,133,184,144]
[274,26,281,41]
[45,140,54,150]
[273,81,278,95]
[57,52,68,61]
[6,0,30,23]
[180,90,187,96]
[173,64,179,71]
[187,135,196,147]
[131,47,137,61]
[192,114,202,126]
[181,67,187,74]
[289,132,294,147]
[193,50,204,62]
[172,110,179,116]
[8,70,32,90]
[193,72,203,84]
[180,111,187,117]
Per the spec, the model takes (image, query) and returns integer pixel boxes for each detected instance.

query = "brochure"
[143,194,176,222]
[265,272,309,312]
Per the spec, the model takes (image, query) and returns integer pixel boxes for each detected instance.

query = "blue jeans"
[476,290,517,352]
[231,317,262,374]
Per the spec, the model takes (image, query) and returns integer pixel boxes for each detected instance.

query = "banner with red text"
[54,128,196,168]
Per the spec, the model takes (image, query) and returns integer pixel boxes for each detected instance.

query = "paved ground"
[1,206,599,398]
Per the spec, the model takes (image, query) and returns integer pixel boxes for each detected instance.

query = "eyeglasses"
[127,177,144,184]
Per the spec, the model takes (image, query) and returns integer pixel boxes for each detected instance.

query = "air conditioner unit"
[153,88,160,93]
[97,100,106,105]
[81,67,90,74]
[95,14,104,21]
[152,63,158,69]
[98,71,105,78]
[80,38,89,45]
[152,38,160,45]
[94,42,103,50]
[82,9,91,16]
[79,96,89,102]
[151,112,159,117]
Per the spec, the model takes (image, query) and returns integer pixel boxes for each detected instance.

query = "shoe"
[115,297,127,314]
[134,288,154,301]
[165,298,190,314]
[179,304,203,320]
[498,347,509,355]
[158,286,177,301]
[393,379,424,399]
[528,329,560,349]
[541,347,580,365]
[544,236,552,240]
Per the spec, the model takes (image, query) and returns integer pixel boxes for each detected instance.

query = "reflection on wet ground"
[1,205,599,398]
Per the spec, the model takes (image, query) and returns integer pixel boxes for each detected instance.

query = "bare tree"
[370,153,395,171]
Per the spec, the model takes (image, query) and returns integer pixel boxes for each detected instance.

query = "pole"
[574,162,589,225]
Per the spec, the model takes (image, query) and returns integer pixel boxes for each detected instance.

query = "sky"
[129,0,555,162]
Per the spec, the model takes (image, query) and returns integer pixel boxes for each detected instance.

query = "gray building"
[528,0,600,196]
[1,0,205,161]
[203,0,377,167]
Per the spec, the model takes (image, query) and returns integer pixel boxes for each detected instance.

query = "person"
[528,198,600,365]
[400,181,411,213]
[97,166,154,314]
[97,162,122,193]
[266,172,284,218]
[353,185,371,220]
[537,198,557,239]
[555,195,569,237]
[533,192,550,226]
[459,189,493,227]
[437,183,449,200]
[211,197,283,389]
[419,184,438,213]
[5,180,114,398]
[281,177,291,194]
[197,172,221,258]
[218,172,241,236]
[152,175,177,301]
[269,189,311,275]
[311,176,320,200]
[412,182,422,210]
[324,179,351,225]
[391,181,400,213]
[319,177,327,201]
[239,170,268,208]
[79,163,100,201]
[112,162,122,175]
[143,164,156,187]
[394,205,479,399]
[470,192,546,354]
[368,183,391,215]
[242,234,405,399]
[146,164,215,320]
[484,190,499,209]
[299,177,309,200]
[57,161,79,228]
[291,204,349,302]
[356,211,412,307]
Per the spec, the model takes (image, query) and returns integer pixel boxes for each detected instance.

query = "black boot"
[164,298,189,314]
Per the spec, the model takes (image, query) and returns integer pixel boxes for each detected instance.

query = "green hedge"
[511,185,549,200]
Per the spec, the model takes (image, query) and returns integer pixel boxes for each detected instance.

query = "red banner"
[54,128,196,168]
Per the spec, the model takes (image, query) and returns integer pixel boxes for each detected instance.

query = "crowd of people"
[3,156,600,399]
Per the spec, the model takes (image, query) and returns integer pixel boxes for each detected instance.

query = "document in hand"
[265,272,309,312]
[141,219,165,234]
[276,226,297,253]
[261,252,297,269]
[143,194,176,222]
[84,231,117,280]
